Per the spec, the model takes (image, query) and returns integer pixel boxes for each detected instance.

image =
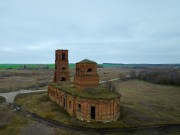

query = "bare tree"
[105,81,116,92]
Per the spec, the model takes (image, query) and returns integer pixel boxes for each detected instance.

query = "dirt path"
[13,103,180,135]
[0,89,46,103]
[99,78,120,84]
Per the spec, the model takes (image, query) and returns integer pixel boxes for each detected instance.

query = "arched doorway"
[61,77,66,81]
[91,106,95,120]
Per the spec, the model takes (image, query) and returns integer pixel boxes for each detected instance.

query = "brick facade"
[74,59,99,89]
[54,50,70,82]
[48,85,120,122]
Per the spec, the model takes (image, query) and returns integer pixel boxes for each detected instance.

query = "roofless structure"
[74,59,99,89]
[48,49,121,122]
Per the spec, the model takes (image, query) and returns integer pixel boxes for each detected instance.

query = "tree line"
[130,69,180,86]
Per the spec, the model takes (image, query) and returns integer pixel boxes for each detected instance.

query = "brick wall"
[74,63,99,89]
[48,85,120,122]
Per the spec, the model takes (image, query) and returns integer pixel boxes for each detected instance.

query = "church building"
[48,49,121,122]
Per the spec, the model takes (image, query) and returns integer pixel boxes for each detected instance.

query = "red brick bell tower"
[54,50,70,82]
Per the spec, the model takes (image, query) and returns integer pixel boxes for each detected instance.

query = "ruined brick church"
[48,49,120,122]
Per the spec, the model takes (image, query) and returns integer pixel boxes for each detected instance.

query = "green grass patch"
[0,64,75,70]
[0,64,23,69]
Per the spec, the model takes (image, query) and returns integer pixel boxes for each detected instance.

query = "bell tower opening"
[61,53,66,60]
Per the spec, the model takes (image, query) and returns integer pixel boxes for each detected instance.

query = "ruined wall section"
[74,61,99,89]
[48,85,120,122]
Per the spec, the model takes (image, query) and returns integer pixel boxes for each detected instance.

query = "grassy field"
[0,105,179,135]
[1,67,180,135]
[15,80,180,129]
[0,68,131,93]
[0,105,93,135]
[116,80,180,126]
[0,69,54,92]
[0,64,76,69]
[0,106,29,135]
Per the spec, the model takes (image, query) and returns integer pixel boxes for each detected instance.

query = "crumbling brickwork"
[74,59,99,89]
[48,49,121,122]
[54,50,70,82]
[48,85,120,122]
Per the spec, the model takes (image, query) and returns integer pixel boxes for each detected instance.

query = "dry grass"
[0,104,84,135]
[1,68,180,135]
[0,106,28,135]
[15,80,180,129]
[0,68,132,93]
[20,121,56,135]
[0,69,54,92]
[0,96,5,103]
[51,83,120,99]
[15,92,127,129]
[98,68,132,81]
[116,80,180,126]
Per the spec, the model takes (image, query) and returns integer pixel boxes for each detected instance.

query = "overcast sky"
[0,0,180,64]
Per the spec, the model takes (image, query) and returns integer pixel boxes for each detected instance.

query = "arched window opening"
[87,68,93,72]
[61,77,66,81]
[77,104,81,112]
[62,67,65,70]
[61,53,66,60]
[69,101,71,109]
[76,68,80,72]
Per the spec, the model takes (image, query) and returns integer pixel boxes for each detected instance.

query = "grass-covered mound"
[50,82,120,100]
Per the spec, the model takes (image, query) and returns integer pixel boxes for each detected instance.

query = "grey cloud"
[0,0,180,64]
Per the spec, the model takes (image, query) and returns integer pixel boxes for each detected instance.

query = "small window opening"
[61,77,66,81]
[63,97,66,108]
[87,68,92,72]
[62,67,65,70]
[69,101,71,109]
[77,104,81,112]
[61,53,66,60]
[76,68,80,72]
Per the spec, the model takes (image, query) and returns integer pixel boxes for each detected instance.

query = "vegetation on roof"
[77,59,97,64]
[50,82,120,100]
